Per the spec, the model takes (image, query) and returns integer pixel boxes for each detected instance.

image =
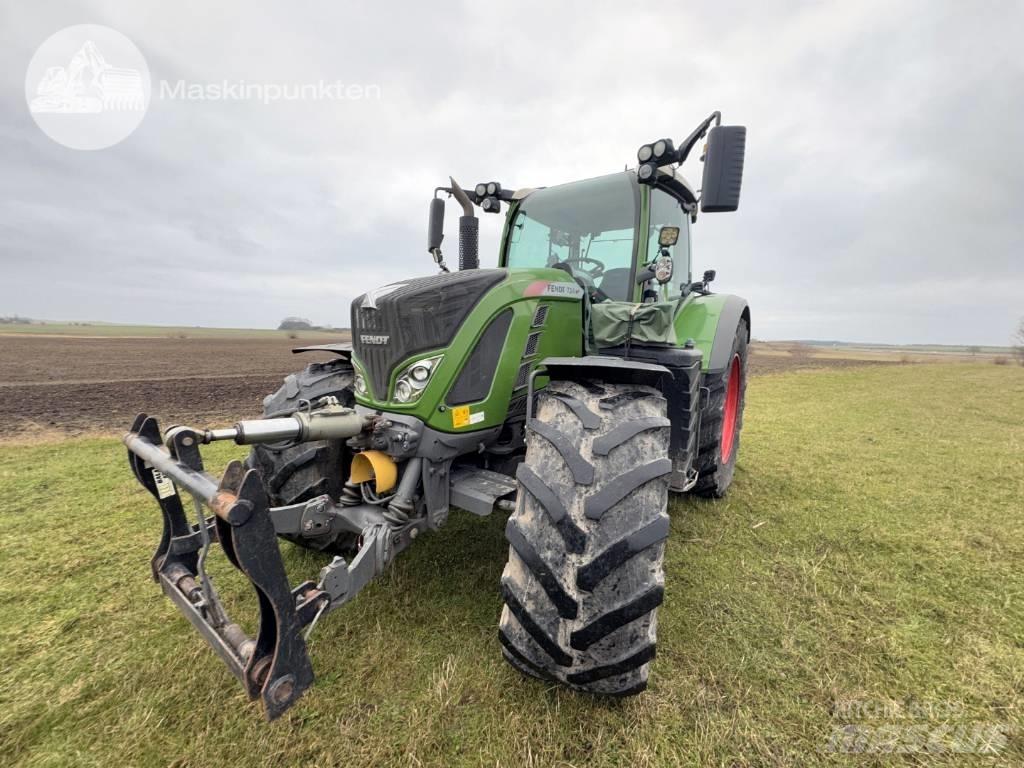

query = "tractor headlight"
[353,365,368,397]
[392,355,442,403]
[652,138,675,161]
[474,183,487,197]
[638,144,653,162]
[410,362,432,383]
[394,379,414,403]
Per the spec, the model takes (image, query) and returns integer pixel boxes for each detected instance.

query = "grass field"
[2,364,1022,766]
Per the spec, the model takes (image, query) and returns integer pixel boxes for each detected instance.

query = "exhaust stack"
[449,177,478,270]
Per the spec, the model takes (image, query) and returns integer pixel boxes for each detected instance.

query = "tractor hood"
[351,269,507,401]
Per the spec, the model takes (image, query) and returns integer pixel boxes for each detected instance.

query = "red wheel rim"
[721,354,741,463]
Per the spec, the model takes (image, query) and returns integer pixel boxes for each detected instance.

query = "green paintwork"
[351,267,583,433]
[636,183,652,302]
[674,292,736,371]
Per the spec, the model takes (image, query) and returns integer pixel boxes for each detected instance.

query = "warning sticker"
[452,406,485,428]
[451,405,471,428]
[147,464,177,500]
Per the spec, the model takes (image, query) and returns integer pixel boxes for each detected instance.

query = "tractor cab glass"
[647,188,690,284]
[504,173,638,301]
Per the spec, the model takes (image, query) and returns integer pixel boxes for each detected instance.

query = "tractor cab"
[500,170,695,305]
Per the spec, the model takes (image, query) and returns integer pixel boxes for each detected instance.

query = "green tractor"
[124,111,749,718]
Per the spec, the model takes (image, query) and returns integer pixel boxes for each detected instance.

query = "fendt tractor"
[124,111,749,719]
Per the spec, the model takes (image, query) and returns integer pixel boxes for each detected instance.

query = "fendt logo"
[359,334,390,345]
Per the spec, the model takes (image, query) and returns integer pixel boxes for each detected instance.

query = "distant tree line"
[278,316,347,332]
[278,316,314,330]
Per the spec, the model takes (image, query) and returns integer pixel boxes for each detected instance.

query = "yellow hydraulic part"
[349,450,398,494]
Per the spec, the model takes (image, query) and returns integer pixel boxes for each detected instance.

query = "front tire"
[499,379,672,695]
[246,358,354,550]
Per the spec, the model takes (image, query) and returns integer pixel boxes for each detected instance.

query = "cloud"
[0,0,1021,343]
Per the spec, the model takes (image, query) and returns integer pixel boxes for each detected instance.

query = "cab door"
[644,186,692,292]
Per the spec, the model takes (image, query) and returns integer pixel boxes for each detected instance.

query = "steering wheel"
[566,256,605,280]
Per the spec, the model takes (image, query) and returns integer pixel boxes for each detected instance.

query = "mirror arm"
[432,249,450,273]
[676,111,722,165]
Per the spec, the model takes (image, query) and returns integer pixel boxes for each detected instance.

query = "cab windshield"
[504,172,638,301]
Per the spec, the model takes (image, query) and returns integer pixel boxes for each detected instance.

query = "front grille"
[524,331,541,358]
[514,361,530,390]
[532,304,549,327]
[351,269,506,400]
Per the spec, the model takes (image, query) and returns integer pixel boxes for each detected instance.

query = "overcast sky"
[1,1,1021,345]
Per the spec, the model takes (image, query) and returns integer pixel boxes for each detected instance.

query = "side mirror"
[700,125,746,213]
[427,197,445,253]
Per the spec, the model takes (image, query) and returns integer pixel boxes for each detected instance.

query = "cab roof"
[512,167,697,211]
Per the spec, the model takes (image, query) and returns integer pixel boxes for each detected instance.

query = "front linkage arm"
[124,405,424,720]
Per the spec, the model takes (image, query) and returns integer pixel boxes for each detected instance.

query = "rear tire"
[499,379,672,695]
[246,358,355,550]
[691,319,749,498]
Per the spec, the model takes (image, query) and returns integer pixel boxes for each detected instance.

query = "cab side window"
[507,211,569,267]
[647,190,690,282]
